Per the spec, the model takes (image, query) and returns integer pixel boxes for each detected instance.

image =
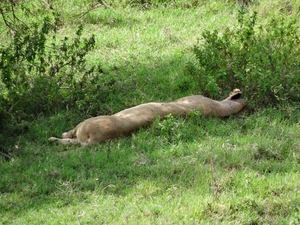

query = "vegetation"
[1,0,300,224]
[192,10,300,105]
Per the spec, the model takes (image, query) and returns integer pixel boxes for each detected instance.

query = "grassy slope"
[1,0,300,224]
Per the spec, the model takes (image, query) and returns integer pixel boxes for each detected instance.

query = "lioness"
[49,89,246,145]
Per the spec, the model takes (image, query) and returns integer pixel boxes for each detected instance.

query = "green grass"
[2,109,300,224]
[1,0,300,224]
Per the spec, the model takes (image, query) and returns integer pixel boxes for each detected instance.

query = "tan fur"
[49,89,246,145]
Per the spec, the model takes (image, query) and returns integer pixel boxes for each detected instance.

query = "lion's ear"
[228,89,242,100]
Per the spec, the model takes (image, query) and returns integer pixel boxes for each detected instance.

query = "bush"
[0,2,104,146]
[191,10,300,106]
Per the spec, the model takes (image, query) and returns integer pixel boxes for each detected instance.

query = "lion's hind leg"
[49,137,80,145]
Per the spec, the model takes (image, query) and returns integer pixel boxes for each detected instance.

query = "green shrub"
[191,10,300,106]
[0,2,104,145]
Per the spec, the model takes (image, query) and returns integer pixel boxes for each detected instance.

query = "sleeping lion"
[49,89,246,145]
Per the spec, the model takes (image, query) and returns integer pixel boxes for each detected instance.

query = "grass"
[1,0,300,224]
[2,109,300,224]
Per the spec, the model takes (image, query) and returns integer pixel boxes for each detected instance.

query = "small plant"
[192,10,300,106]
[154,114,183,142]
[152,110,202,143]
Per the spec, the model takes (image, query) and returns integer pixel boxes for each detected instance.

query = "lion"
[49,89,246,146]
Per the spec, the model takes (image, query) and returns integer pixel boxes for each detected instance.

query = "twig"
[1,1,30,31]
[77,3,103,19]
[210,157,218,201]
[0,151,14,160]
[0,8,14,31]
[43,0,54,10]
[100,0,112,9]
[210,157,236,201]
